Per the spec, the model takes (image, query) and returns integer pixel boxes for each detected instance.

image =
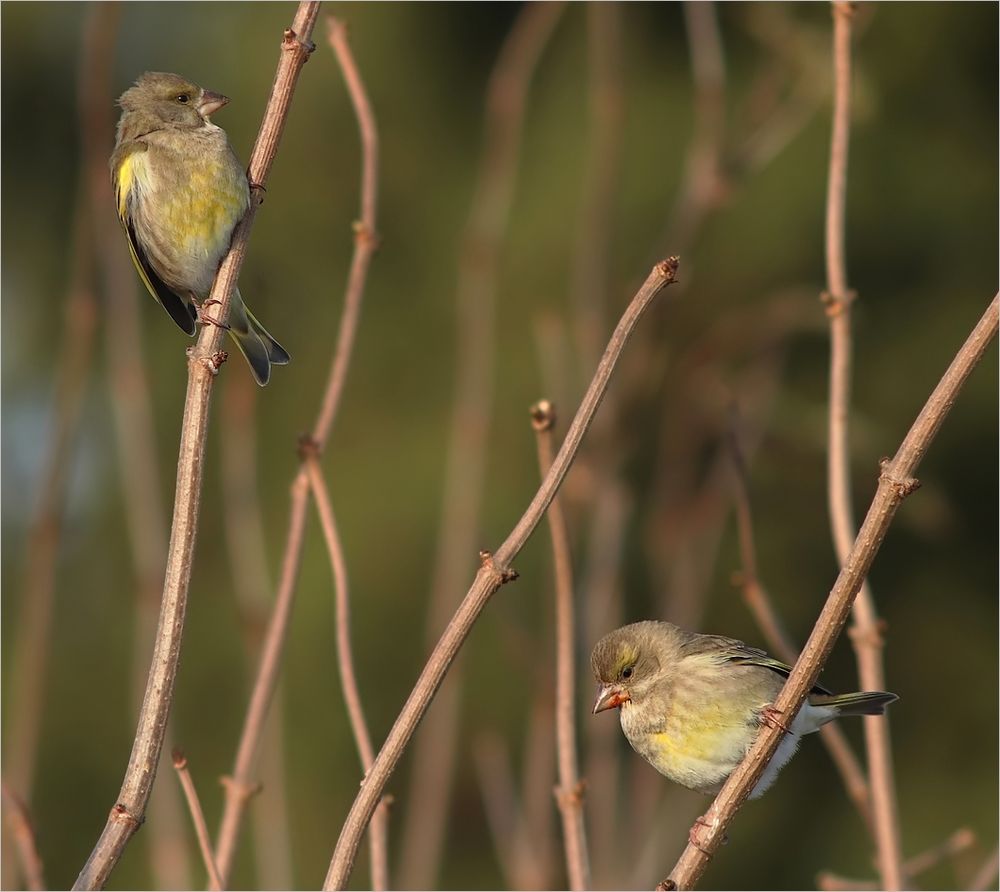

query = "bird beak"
[198,90,229,118]
[593,683,630,714]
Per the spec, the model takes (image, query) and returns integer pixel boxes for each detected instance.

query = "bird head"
[118,72,229,130]
[590,621,679,714]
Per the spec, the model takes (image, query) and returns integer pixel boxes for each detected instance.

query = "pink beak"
[198,90,229,118]
[593,683,630,714]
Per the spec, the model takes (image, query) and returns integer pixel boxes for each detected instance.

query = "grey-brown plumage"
[591,621,897,798]
[111,71,289,385]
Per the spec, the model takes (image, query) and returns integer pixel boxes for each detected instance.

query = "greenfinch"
[110,71,289,386]
[591,621,897,799]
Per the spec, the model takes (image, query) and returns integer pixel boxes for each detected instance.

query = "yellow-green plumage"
[591,620,898,799]
[111,71,289,385]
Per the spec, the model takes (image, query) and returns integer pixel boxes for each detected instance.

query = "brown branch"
[72,6,320,888]
[530,401,590,891]
[727,414,873,831]
[2,781,46,891]
[661,293,998,890]
[398,5,566,885]
[212,14,378,883]
[305,455,389,890]
[219,376,294,889]
[822,5,904,888]
[324,257,679,890]
[171,751,223,891]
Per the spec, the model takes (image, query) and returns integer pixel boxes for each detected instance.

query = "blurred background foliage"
[1,2,997,890]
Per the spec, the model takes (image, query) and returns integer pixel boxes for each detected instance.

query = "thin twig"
[72,7,320,888]
[219,376,295,890]
[531,401,591,891]
[398,5,566,886]
[212,16,378,883]
[727,414,873,831]
[662,294,998,890]
[822,4,904,888]
[305,455,389,890]
[324,257,680,890]
[171,751,223,891]
[2,781,46,891]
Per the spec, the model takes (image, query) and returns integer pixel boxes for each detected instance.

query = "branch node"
[529,399,556,432]
[109,802,143,832]
[878,458,921,498]
[209,351,228,374]
[298,433,321,461]
[283,27,316,61]
[171,748,187,770]
[820,289,857,318]
[352,220,381,250]
[478,550,519,585]
[553,778,587,808]
[657,255,681,284]
[833,1,860,21]
[656,881,678,892]
[219,774,263,803]
[847,621,886,649]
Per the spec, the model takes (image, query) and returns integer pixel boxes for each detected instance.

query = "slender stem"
[662,294,998,890]
[171,752,223,891]
[531,401,591,891]
[822,4,904,888]
[1,781,46,891]
[72,7,319,888]
[324,258,679,890]
[305,456,389,890]
[212,15,379,882]
[398,6,566,886]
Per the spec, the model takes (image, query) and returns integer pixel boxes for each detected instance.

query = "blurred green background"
[2,3,997,890]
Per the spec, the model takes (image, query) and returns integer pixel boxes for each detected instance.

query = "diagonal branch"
[72,6,320,888]
[662,293,998,890]
[323,257,680,890]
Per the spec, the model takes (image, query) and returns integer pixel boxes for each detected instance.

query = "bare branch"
[305,455,389,890]
[822,4,904,887]
[531,400,590,891]
[662,293,998,890]
[171,751,223,891]
[213,14,379,883]
[324,257,679,890]
[72,6,320,888]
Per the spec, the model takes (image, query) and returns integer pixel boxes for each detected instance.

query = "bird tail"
[227,290,290,387]
[810,691,898,717]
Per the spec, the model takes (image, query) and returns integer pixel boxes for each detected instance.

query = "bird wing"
[111,140,197,335]
[683,633,833,696]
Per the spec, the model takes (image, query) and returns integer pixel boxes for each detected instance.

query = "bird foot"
[194,298,230,331]
[761,704,790,733]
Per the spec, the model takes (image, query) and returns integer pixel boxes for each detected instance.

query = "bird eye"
[622,666,634,680]
[176,93,190,104]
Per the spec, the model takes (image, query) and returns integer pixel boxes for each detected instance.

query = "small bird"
[111,71,289,385]
[591,620,897,800]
